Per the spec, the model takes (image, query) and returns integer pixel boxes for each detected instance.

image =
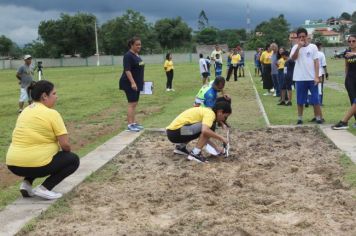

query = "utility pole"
[95,20,100,66]
[246,3,251,34]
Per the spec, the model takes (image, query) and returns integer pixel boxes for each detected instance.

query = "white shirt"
[210,50,223,64]
[290,43,319,81]
[317,51,327,76]
[199,58,207,74]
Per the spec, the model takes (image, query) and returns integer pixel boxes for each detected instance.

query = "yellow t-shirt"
[164,60,174,72]
[166,107,216,130]
[6,103,68,167]
[231,54,241,65]
[278,58,285,69]
[260,51,272,64]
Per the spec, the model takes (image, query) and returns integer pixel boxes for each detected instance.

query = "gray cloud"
[0,0,355,45]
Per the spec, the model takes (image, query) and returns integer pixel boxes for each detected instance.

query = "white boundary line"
[247,68,270,127]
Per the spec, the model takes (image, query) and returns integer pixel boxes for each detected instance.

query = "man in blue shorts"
[290,28,323,124]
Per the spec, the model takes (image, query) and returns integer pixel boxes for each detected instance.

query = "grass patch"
[340,154,356,188]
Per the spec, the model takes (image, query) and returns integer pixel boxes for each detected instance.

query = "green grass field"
[1,58,355,210]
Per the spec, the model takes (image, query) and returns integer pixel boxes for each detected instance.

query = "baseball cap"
[24,55,32,60]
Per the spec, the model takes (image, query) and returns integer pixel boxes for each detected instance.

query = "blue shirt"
[119,51,145,91]
[271,53,278,75]
[204,87,218,108]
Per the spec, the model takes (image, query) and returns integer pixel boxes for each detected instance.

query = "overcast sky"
[0,0,355,46]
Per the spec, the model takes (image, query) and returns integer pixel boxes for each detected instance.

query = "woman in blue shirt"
[119,37,145,132]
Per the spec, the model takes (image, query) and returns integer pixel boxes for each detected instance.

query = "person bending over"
[166,101,231,163]
[6,80,80,200]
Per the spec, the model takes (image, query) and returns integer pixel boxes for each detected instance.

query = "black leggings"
[166,70,174,89]
[8,151,80,190]
[345,78,356,120]
[226,66,238,81]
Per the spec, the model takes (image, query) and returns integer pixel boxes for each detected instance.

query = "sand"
[22,127,356,236]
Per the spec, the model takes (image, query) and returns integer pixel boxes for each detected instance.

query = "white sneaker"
[263,92,271,96]
[270,88,275,93]
[170,88,175,91]
[166,88,171,91]
[20,180,34,197]
[33,185,62,200]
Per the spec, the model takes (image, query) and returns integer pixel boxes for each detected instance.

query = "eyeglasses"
[348,40,356,43]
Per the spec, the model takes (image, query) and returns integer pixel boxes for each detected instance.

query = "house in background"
[301,20,332,35]
[313,28,342,43]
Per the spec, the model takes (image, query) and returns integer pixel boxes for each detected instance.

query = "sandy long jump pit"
[22,127,356,235]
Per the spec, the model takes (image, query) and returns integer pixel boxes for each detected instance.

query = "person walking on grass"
[290,28,323,125]
[260,44,274,95]
[332,34,356,130]
[254,48,262,76]
[199,53,209,84]
[166,101,231,163]
[16,55,34,113]
[164,53,174,91]
[226,48,241,81]
[6,80,80,200]
[119,37,145,132]
[236,46,245,77]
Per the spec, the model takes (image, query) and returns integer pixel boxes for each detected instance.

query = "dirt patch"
[0,164,20,188]
[23,128,356,235]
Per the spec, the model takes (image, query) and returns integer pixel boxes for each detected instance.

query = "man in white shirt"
[199,53,209,84]
[290,28,323,125]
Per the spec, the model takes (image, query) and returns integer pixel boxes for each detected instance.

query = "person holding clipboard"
[119,37,145,132]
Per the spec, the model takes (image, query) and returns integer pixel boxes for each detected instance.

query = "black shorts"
[166,122,216,143]
[123,89,140,103]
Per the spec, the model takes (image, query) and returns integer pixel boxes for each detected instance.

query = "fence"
[0,47,348,70]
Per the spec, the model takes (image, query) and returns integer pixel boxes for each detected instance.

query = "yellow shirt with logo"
[6,103,68,167]
[164,60,174,72]
[166,107,216,130]
[231,54,241,65]
[278,58,285,69]
[260,51,272,64]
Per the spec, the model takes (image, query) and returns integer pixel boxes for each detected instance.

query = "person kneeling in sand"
[166,101,231,163]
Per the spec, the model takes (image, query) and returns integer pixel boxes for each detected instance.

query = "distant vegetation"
[0,10,356,58]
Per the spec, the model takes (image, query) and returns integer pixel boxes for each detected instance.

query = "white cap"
[24,55,32,60]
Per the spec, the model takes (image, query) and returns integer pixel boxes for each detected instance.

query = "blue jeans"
[272,74,280,96]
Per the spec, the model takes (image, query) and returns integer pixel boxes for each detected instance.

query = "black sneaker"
[174,145,189,155]
[297,120,303,125]
[310,118,325,123]
[332,121,348,130]
[277,101,286,105]
[285,101,292,106]
[187,151,208,163]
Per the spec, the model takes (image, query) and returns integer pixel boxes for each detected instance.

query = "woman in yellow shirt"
[164,53,174,91]
[6,80,79,200]
[260,44,274,95]
[226,48,241,81]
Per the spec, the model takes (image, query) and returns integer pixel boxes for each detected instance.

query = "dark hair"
[215,53,220,58]
[199,53,203,58]
[31,80,54,101]
[213,101,232,114]
[282,51,290,57]
[127,36,141,48]
[265,44,270,50]
[213,76,225,86]
[348,34,356,40]
[296,28,308,36]
[315,41,322,47]
[166,53,171,60]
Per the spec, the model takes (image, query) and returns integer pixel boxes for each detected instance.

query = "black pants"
[8,151,80,190]
[345,77,356,120]
[226,66,238,81]
[166,70,174,89]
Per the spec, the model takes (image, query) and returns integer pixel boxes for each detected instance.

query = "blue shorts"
[295,81,320,105]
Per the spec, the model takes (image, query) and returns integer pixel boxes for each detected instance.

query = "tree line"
[1,10,356,58]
